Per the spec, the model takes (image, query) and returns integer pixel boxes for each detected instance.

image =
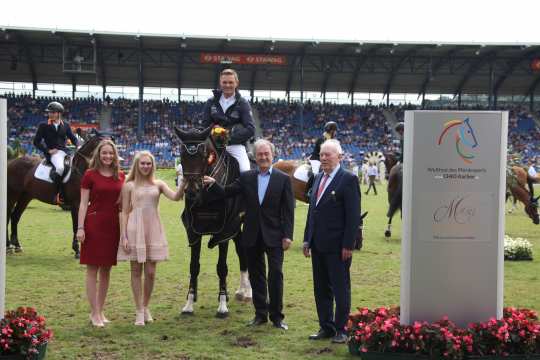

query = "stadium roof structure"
[1,27,540,107]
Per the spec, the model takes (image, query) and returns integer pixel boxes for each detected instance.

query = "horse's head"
[459,118,478,149]
[525,194,540,225]
[72,131,109,171]
[174,126,214,193]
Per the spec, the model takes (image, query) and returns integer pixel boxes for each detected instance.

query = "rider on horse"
[306,121,338,197]
[202,68,255,173]
[201,68,255,302]
[33,101,79,204]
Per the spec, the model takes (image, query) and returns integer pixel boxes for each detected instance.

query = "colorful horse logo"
[437,118,478,164]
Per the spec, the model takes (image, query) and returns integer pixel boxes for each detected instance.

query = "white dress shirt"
[219,94,236,113]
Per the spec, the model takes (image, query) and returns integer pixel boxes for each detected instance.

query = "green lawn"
[6,170,540,359]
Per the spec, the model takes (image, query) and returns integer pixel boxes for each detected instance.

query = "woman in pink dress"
[76,139,124,327]
[118,150,184,325]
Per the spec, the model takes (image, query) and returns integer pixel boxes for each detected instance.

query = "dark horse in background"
[174,126,248,318]
[6,134,104,258]
[384,162,540,238]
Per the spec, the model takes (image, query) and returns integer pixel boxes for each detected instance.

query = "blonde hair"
[89,139,121,180]
[220,68,240,83]
[126,150,156,184]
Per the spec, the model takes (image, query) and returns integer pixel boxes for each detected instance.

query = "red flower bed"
[0,307,52,359]
[347,307,540,359]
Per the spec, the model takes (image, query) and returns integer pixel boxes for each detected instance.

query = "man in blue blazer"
[303,139,361,343]
[203,139,294,330]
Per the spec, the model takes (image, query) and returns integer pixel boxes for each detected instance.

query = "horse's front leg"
[216,240,229,318]
[70,207,80,259]
[181,235,201,315]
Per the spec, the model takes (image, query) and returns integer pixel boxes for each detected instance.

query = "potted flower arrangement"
[504,235,533,261]
[0,307,52,360]
[348,306,540,359]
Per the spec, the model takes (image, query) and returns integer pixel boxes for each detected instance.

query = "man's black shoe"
[331,332,348,344]
[308,329,335,340]
[247,317,267,327]
[272,321,288,330]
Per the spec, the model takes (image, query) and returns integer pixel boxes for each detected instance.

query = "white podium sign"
[0,99,7,317]
[401,111,508,327]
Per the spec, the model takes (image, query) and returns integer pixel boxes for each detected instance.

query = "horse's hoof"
[74,253,80,259]
[215,311,229,319]
[234,292,244,302]
[14,247,23,253]
[181,311,194,316]
[384,230,391,238]
[6,247,14,255]
[243,297,252,304]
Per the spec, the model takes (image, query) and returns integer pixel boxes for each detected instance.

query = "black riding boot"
[50,171,65,204]
[305,172,315,199]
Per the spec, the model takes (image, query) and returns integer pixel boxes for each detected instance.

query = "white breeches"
[226,144,250,173]
[309,159,321,175]
[50,150,67,176]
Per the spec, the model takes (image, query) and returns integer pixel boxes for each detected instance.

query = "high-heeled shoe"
[144,307,153,323]
[89,314,104,328]
[134,310,145,326]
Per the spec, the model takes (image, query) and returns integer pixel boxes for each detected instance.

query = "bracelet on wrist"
[77,227,84,230]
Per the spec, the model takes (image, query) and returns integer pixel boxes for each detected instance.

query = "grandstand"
[2,28,540,167]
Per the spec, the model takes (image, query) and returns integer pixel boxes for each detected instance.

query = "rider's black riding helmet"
[324,121,338,133]
[45,101,64,113]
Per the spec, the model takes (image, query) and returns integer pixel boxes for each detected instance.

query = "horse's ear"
[174,126,188,141]
[200,126,213,138]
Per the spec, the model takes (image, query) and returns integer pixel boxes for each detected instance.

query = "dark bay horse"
[385,163,402,238]
[273,160,366,249]
[384,163,540,238]
[174,126,247,318]
[6,134,104,257]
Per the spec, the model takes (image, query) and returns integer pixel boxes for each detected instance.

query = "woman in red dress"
[76,139,124,327]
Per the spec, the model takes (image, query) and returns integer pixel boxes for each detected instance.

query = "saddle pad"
[184,200,227,236]
[293,164,310,182]
[34,160,73,184]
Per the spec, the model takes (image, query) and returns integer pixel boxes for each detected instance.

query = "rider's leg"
[306,160,321,198]
[226,145,250,173]
[50,150,67,203]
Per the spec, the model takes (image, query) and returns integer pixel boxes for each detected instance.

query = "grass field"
[5,169,540,359]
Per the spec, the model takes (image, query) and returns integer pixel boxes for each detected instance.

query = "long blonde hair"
[125,150,156,184]
[89,139,121,180]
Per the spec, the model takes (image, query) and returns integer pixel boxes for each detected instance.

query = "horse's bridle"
[181,141,209,177]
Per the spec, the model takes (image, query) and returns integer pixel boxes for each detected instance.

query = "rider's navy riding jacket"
[202,90,255,145]
[33,121,79,156]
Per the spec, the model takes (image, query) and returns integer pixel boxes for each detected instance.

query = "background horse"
[506,166,540,224]
[174,126,248,318]
[384,163,402,238]
[6,134,103,258]
[384,163,540,238]
[273,160,366,249]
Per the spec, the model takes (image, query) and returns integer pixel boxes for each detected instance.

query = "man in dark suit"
[33,101,79,204]
[303,139,361,343]
[203,139,294,330]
